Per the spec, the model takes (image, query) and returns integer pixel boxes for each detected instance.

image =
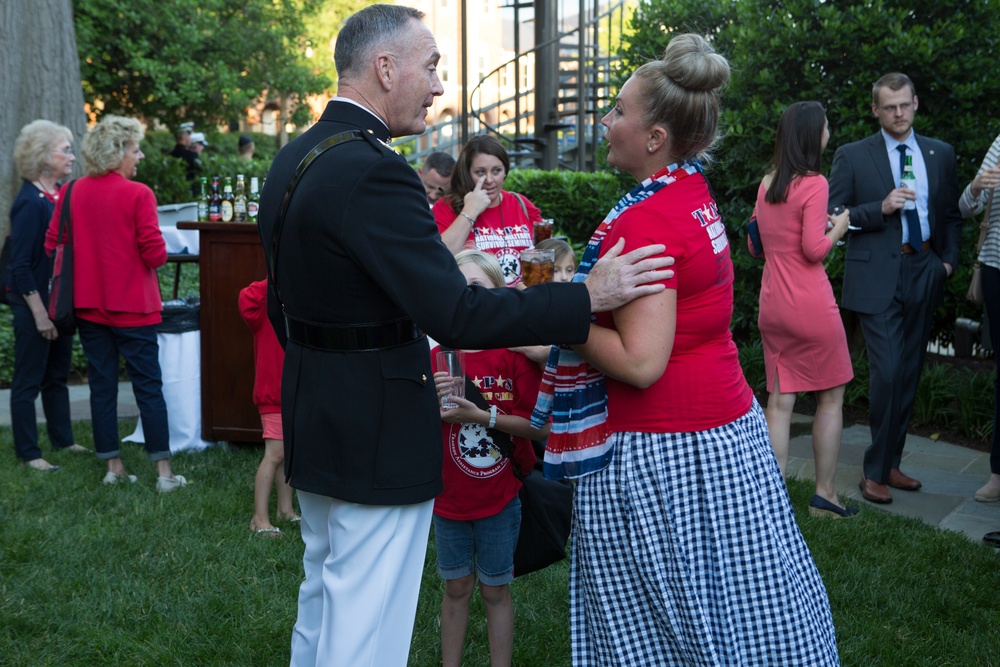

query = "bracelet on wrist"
[460,212,477,225]
[487,405,498,429]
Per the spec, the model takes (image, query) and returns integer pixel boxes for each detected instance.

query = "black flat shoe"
[808,494,859,519]
[983,532,1000,548]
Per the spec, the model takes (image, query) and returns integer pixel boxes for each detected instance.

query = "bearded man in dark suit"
[828,72,962,505]
[256,5,675,665]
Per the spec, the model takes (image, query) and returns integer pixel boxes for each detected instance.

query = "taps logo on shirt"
[447,373,516,478]
[691,202,728,255]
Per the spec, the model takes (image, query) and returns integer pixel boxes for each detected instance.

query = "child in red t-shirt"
[239,279,299,537]
[430,250,547,667]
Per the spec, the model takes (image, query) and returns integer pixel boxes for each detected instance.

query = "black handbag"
[47,180,76,333]
[460,375,574,577]
[0,235,11,305]
[746,214,764,258]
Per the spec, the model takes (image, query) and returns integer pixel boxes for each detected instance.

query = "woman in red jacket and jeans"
[46,115,187,493]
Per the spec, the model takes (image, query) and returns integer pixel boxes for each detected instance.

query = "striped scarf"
[530,160,703,480]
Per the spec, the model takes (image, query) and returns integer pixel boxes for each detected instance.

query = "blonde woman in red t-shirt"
[542,35,840,665]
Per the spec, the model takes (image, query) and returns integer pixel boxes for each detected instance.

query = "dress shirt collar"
[881,128,919,155]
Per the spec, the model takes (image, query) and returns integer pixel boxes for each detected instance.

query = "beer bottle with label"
[247,177,261,223]
[221,177,235,222]
[209,176,222,222]
[234,174,247,222]
[197,177,209,222]
[901,155,916,211]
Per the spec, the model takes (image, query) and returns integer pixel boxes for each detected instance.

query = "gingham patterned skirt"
[569,400,839,666]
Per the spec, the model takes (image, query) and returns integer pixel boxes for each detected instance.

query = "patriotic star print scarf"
[530,159,702,480]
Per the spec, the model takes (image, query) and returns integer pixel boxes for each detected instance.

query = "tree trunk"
[0,0,86,238]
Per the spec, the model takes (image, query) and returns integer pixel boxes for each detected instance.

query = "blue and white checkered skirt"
[569,400,839,666]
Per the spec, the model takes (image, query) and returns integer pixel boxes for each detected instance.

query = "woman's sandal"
[808,494,859,519]
[253,527,283,538]
[26,459,60,473]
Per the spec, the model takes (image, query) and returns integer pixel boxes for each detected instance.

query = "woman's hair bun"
[661,33,730,93]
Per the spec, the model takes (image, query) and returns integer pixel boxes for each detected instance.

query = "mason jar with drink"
[520,248,556,286]
[533,218,554,245]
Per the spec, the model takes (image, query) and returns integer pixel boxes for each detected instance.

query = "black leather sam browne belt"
[267,130,426,353]
[284,315,424,352]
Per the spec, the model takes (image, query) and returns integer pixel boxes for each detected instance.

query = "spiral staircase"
[398,0,629,173]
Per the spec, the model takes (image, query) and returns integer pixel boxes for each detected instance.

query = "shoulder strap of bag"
[462,377,526,477]
[975,190,995,256]
[268,130,363,308]
[512,192,529,219]
[59,180,76,245]
[439,345,524,476]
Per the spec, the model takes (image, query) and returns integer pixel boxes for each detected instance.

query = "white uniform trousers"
[289,490,434,667]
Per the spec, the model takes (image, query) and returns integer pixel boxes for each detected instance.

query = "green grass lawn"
[1,420,997,666]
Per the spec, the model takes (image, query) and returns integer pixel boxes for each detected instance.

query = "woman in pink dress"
[756,101,856,517]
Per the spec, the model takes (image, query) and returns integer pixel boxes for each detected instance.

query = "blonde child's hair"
[455,249,505,289]
[535,238,576,266]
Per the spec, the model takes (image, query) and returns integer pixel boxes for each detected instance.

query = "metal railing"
[399,0,628,172]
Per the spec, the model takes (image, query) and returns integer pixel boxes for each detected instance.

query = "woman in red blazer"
[45,115,187,493]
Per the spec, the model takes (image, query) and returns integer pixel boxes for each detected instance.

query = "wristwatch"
[487,405,498,429]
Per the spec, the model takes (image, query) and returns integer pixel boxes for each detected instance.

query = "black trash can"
[159,296,200,334]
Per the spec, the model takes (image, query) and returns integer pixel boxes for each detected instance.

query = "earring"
[647,145,653,153]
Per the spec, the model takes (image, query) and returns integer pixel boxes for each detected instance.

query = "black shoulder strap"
[59,180,76,245]
[268,130,364,308]
[439,346,523,475]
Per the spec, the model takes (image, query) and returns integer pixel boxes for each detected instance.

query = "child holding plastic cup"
[430,249,548,667]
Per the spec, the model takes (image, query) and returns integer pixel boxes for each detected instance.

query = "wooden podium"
[177,222,266,442]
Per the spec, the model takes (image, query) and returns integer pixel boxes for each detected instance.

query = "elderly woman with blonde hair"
[44,115,188,492]
[7,120,90,472]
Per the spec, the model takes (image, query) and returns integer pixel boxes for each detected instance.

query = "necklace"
[34,179,59,201]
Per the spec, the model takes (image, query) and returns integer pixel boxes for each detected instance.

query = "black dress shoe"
[808,494,860,519]
[983,532,1000,548]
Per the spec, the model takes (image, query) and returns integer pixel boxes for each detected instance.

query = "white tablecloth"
[124,329,213,453]
[158,202,200,255]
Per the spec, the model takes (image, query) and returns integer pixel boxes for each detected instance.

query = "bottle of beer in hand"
[197,177,209,222]
[221,177,235,222]
[901,155,916,211]
[234,174,247,222]
[247,177,261,223]
[209,176,222,222]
